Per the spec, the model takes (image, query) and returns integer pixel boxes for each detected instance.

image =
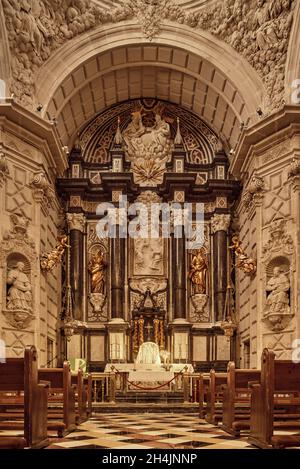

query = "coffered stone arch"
[36,22,264,149]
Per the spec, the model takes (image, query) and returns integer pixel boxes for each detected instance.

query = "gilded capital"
[211,214,230,233]
[67,213,85,232]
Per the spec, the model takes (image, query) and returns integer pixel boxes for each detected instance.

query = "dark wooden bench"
[221,362,261,436]
[248,348,300,449]
[83,373,92,419]
[38,361,76,437]
[199,373,210,419]
[205,370,227,424]
[0,345,49,449]
[71,369,90,424]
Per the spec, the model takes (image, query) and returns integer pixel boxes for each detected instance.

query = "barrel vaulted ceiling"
[1,0,299,151]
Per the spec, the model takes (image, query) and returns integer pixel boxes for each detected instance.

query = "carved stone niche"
[261,218,295,332]
[2,253,35,330]
[0,213,37,330]
[262,256,294,332]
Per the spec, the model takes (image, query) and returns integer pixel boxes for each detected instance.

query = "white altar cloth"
[128,370,174,382]
[104,363,194,373]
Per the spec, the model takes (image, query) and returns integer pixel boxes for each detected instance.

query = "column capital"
[211,214,231,234]
[67,212,86,232]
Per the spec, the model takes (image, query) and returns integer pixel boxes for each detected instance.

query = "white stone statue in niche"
[263,266,293,331]
[7,262,32,311]
[122,111,173,186]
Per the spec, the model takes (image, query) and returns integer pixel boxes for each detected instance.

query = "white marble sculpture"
[122,111,172,186]
[136,341,161,365]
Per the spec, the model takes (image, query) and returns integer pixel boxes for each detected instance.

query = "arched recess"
[0,2,11,93]
[36,21,265,149]
[285,0,300,104]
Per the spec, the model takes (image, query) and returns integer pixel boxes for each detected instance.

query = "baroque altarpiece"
[57,99,240,371]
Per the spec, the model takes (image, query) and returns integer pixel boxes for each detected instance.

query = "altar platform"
[104,363,194,393]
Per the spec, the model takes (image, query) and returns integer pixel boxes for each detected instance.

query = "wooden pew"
[221,362,260,436]
[205,370,227,424]
[83,373,92,419]
[199,373,210,419]
[71,369,87,424]
[0,345,49,449]
[38,362,76,436]
[249,348,300,449]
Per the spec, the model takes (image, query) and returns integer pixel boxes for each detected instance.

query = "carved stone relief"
[122,111,173,186]
[129,278,167,314]
[133,238,164,276]
[30,170,54,214]
[0,147,9,188]
[242,173,265,212]
[2,0,294,112]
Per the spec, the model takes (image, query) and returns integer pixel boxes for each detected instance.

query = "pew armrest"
[248,381,260,389]
[38,380,50,389]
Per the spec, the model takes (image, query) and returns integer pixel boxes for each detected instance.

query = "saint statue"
[88,249,107,294]
[189,248,208,294]
[7,262,32,311]
[265,266,290,315]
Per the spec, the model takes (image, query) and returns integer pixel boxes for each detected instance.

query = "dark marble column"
[172,230,186,320]
[110,224,125,319]
[211,214,230,322]
[67,213,85,322]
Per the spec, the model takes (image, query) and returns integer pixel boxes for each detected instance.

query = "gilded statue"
[88,249,107,294]
[7,262,32,311]
[40,234,70,272]
[265,266,290,315]
[229,236,256,275]
[189,248,208,294]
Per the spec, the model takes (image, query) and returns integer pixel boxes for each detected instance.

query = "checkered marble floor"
[46,413,256,449]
